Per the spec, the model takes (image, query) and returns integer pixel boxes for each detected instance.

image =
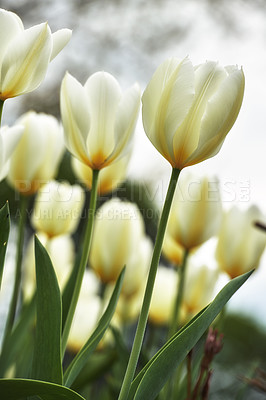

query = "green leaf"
[31,237,63,384]
[130,270,253,400]
[0,378,85,400]
[64,267,125,387]
[0,202,10,289]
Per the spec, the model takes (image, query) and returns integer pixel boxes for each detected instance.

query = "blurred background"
[0,0,265,398]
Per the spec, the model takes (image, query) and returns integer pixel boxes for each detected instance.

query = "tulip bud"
[142,57,244,169]
[216,206,266,278]
[71,153,130,195]
[31,180,85,238]
[182,262,221,320]
[67,270,102,352]
[122,236,153,298]
[0,8,71,100]
[7,111,65,195]
[89,199,147,285]
[149,266,178,325]
[165,173,222,251]
[23,232,74,301]
[60,71,140,170]
[162,232,184,267]
[0,125,23,182]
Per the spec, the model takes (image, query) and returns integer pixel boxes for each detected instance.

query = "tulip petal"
[0,125,23,181]
[0,23,52,98]
[50,29,72,61]
[61,73,91,165]
[185,66,245,166]
[109,83,140,163]
[0,9,23,68]
[8,113,48,187]
[142,58,183,137]
[143,57,194,164]
[0,125,23,164]
[32,115,64,180]
[173,62,226,167]
[85,72,121,168]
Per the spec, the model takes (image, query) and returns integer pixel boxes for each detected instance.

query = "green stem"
[62,169,99,354]
[168,249,189,339]
[2,195,28,348]
[0,100,4,125]
[118,167,181,400]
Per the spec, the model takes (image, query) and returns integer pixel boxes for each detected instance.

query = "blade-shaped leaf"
[0,378,85,400]
[31,237,63,384]
[0,202,10,288]
[130,270,253,400]
[64,267,125,387]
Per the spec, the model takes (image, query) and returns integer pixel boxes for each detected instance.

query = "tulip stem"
[168,249,189,339]
[62,168,99,354]
[2,194,28,348]
[118,167,181,400]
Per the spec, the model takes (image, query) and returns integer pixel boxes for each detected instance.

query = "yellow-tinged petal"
[185,66,245,166]
[71,153,130,195]
[142,57,194,165]
[0,125,24,181]
[109,83,140,162]
[8,111,64,194]
[85,71,121,167]
[0,9,23,67]
[32,180,85,237]
[216,206,266,278]
[60,72,91,165]
[173,62,226,167]
[90,199,145,284]
[50,28,72,61]
[0,23,52,99]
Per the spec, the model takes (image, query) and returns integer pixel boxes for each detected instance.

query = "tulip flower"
[165,173,222,251]
[32,180,85,238]
[0,8,71,101]
[60,71,140,170]
[7,111,65,195]
[67,270,101,352]
[142,57,244,169]
[71,153,130,195]
[149,266,178,325]
[0,125,23,182]
[183,263,221,320]
[216,206,266,278]
[162,232,184,266]
[23,232,75,301]
[90,199,149,285]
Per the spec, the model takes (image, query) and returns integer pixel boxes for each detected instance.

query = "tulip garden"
[0,7,265,400]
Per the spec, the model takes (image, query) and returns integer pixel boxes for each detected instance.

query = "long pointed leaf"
[31,237,63,384]
[64,267,125,387]
[0,378,85,400]
[0,202,10,288]
[131,270,253,400]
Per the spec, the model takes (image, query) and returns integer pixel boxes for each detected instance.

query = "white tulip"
[142,57,244,169]
[60,71,140,170]
[0,8,71,100]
